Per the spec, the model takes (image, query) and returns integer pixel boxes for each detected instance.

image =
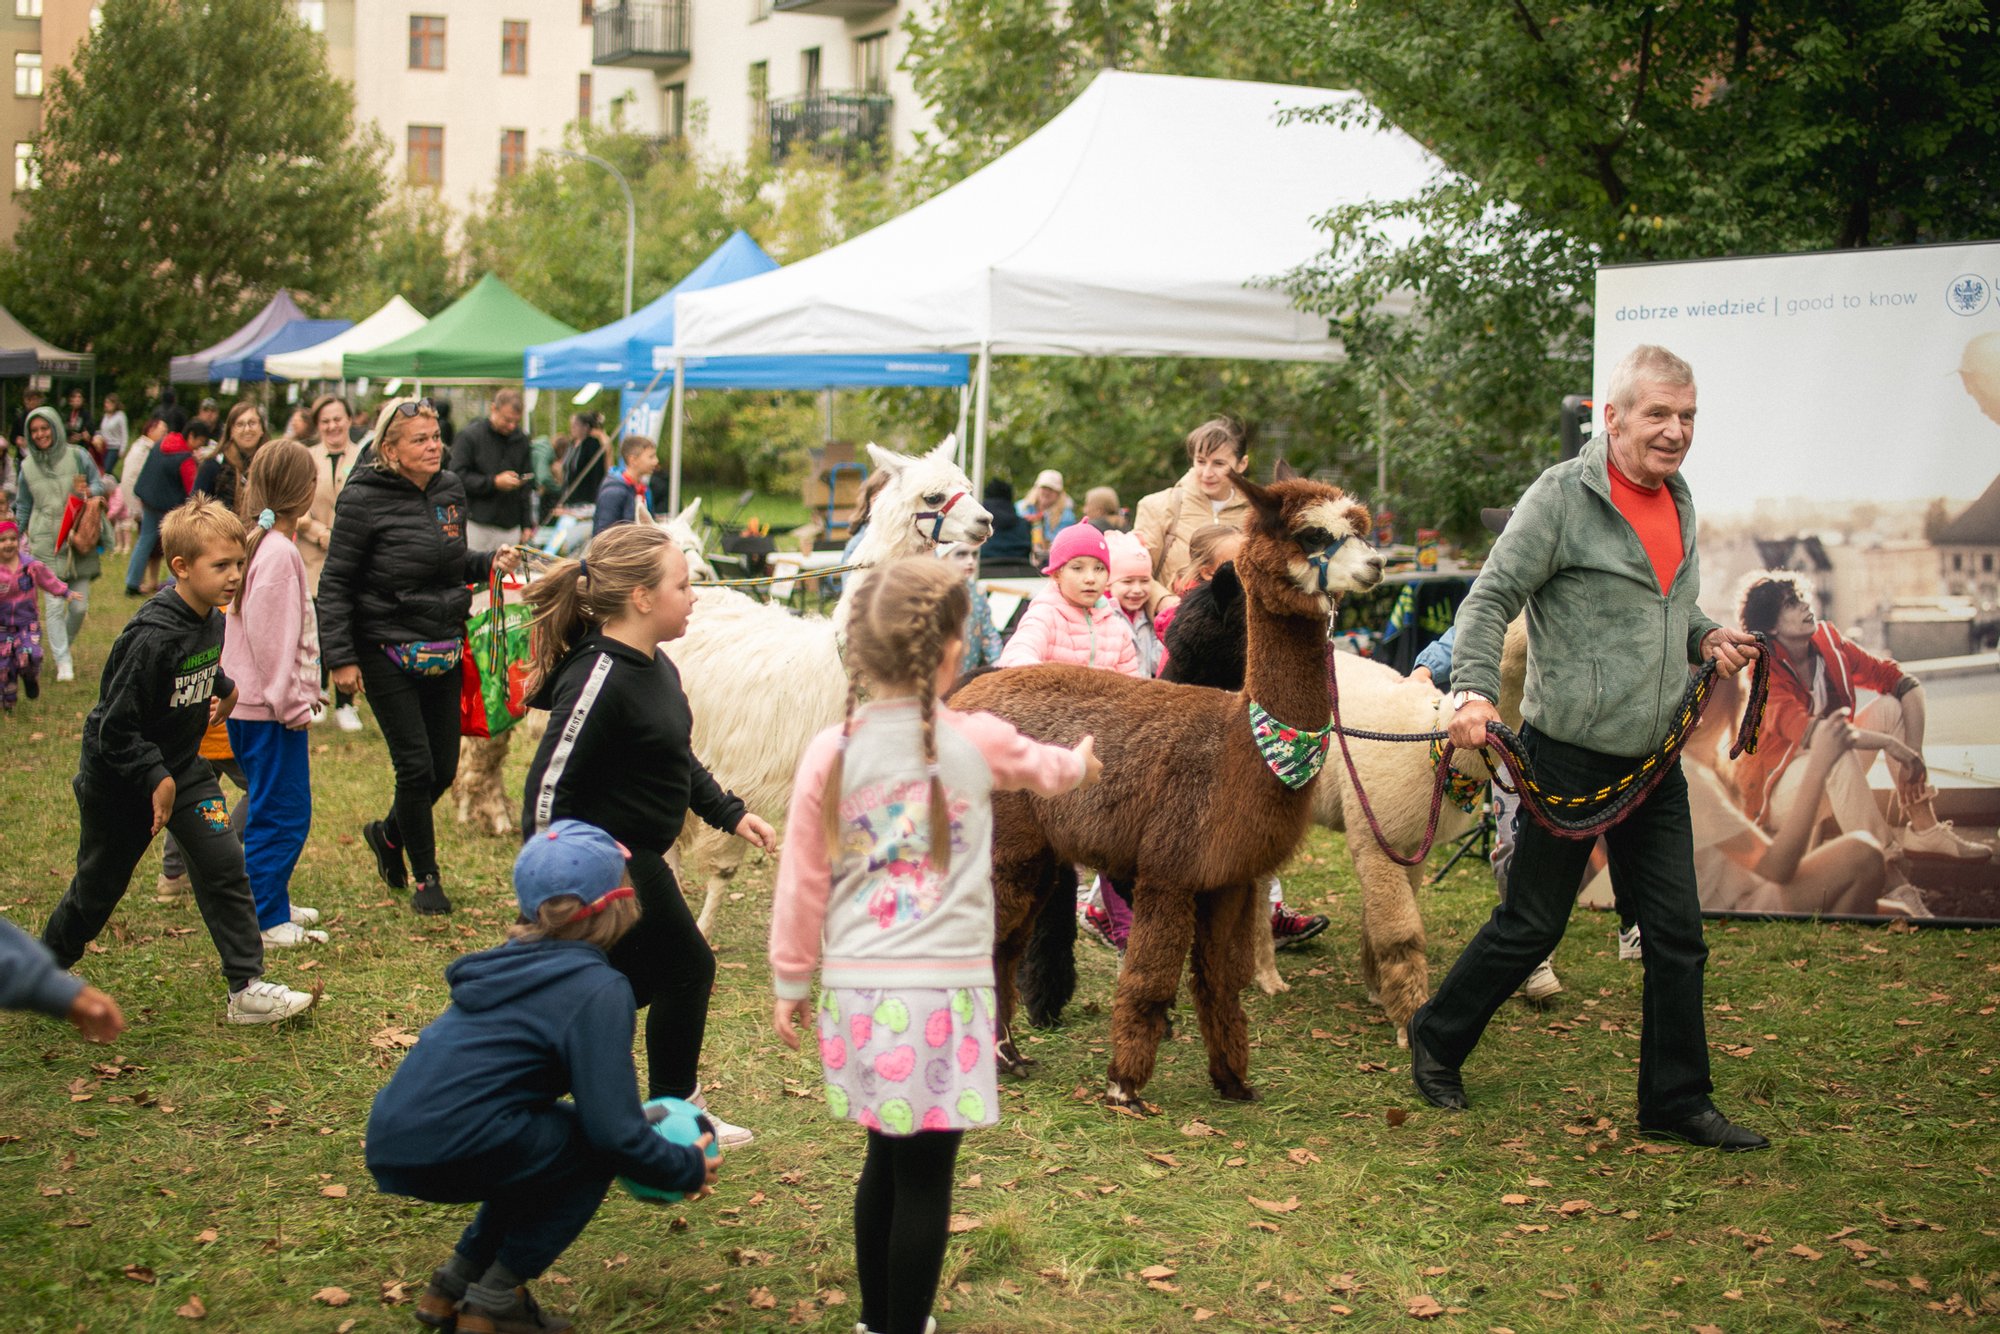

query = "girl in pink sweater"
[995,522,1144,677]
[0,517,75,711]
[771,557,1098,1334]
[222,441,326,947]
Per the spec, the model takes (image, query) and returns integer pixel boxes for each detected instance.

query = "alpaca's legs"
[1106,885,1196,1106]
[1189,881,1261,1102]
[992,846,1057,1078]
[1345,792,1431,1046]
[683,827,747,939]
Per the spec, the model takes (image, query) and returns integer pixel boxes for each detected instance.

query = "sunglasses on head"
[392,398,439,420]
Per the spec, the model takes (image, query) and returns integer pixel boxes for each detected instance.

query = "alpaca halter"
[913,491,968,543]
[1300,535,1351,595]
[1248,702,1334,789]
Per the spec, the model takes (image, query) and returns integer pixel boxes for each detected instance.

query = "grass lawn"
[1,558,1997,1332]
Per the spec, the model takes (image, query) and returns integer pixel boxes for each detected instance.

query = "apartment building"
[305,0,660,219]
[1,0,95,243]
[589,0,932,166]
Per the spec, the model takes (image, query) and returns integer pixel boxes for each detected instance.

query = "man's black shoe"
[1408,1004,1468,1111]
[1640,1108,1769,1152]
[363,820,408,890]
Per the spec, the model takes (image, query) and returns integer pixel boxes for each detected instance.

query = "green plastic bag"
[461,568,533,738]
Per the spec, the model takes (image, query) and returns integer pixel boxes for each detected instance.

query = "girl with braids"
[520,523,776,1149]
[223,439,327,946]
[770,556,1100,1334]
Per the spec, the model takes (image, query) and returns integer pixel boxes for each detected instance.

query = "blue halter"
[1301,535,1350,594]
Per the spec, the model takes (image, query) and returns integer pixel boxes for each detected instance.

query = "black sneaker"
[363,820,407,890]
[22,673,38,701]
[411,873,453,916]
[1271,904,1329,950]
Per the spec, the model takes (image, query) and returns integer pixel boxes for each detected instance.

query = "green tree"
[345,187,461,321]
[0,0,385,387]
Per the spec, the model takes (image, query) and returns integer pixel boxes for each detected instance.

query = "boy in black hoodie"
[40,498,319,1026]
[367,820,720,1334]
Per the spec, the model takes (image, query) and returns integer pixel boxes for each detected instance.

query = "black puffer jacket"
[316,464,495,670]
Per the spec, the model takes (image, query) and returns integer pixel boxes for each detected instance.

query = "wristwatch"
[1448,690,1491,712]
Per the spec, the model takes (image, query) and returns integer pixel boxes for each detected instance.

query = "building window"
[751,0,771,19]
[661,83,685,139]
[499,128,526,178]
[409,15,445,69]
[1952,552,1964,571]
[1985,552,1995,573]
[294,0,325,31]
[15,0,42,17]
[576,71,592,124]
[801,47,821,96]
[580,0,592,20]
[14,52,40,98]
[501,19,527,74]
[749,60,768,135]
[855,32,888,94]
[13,142,37,191]
[407,124,444,186]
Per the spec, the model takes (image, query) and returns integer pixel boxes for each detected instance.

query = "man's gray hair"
[492,387,525,412]
[1606,344,1695,411]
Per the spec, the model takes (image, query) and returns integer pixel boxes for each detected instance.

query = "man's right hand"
[68,985,126,1043]
[1448,697,1500,750]
[150,776,175,837]
[493,470,522,491]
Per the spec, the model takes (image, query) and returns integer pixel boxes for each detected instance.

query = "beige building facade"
[2,0,94,244]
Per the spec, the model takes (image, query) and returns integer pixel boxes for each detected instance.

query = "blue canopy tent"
[524,230,969,509]
[209,318,353,383]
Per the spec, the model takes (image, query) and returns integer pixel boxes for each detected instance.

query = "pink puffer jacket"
[996,586,1144,677]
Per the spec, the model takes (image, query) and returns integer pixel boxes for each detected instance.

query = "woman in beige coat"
[1130,416,1252,611]
[300,394,361,730]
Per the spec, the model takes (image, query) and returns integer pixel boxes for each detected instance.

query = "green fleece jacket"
[1453,436,1720,758]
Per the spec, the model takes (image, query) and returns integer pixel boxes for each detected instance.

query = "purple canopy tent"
[168,291,306,384]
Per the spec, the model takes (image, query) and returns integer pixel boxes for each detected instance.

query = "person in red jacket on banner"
[1733,572,1992,904]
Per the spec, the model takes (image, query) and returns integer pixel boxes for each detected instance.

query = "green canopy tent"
[343,273,578,384]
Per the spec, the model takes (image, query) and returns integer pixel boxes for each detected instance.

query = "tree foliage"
[0,0,384,388]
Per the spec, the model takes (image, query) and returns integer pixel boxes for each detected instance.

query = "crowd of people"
[1,362,1986,1334]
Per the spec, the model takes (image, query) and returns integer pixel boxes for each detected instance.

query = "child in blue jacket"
[366,820,721,1333]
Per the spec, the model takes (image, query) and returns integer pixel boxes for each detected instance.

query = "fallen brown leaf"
[195,1228,218,1245]
[312,1287,351,1307]
[320,1184,348,1199]
[749,1286,778,1310]
[1139,1265,1177,1280]
[1248,1194,1301,1214]
[1501,1193,1530,1206]
[946,1214,981,1234]
[1556,1199,1592,1216]
[122,1265,156,1283]
[1385,1107,1408,1127]
[1408,1294,1445,1319]
[1787,1244,1823,1260]
[176,1295,206,1320]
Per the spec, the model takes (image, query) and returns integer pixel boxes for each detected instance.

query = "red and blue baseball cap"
[514,820,632,919]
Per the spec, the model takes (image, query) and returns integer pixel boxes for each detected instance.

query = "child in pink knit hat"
[996,523,1142,677]
[1103,530,1160,678]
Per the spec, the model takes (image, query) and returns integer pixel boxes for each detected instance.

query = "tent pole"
[667,357,686,515]
[955,383,970,465]
[970,344,991,494]
[823,388,834,444]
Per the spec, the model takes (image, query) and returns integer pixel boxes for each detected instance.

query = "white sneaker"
[1899,820,1993,861]
[334,704,363,733]
[56,659,75,683]
[226,978,319,1025]
[260,921,328,947]
[690,1089,755,1147]
[154,873,190,903]
[1876,884,1935,919]
[1519,957,1563,1001]
[1618,924,1644,961]
[289,905,321,927]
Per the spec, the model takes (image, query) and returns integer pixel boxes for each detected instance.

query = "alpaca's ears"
[632,501,658,528]
[676,496,702,529]
[1231,472,1289,539]
[926,433,959,464]
[865,442,910,475]
[1272,459,1301,482]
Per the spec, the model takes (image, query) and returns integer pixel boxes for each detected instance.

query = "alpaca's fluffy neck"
[1240,576,1330,731]
[850,508,930,568]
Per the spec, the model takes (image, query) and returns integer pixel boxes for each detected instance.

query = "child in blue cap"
[366,819,721,1334]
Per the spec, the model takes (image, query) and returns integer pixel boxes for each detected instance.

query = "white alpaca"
[671,437,993,933]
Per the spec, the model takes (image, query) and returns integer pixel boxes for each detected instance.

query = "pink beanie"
[1103,530,1151,582]
[1043,523,1110,577]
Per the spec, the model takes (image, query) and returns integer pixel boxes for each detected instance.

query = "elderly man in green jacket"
[1412,343,1769,1151]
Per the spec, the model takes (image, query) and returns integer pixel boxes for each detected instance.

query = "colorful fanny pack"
[382,639,464,677]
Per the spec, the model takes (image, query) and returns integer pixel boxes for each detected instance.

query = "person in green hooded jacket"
[11,405,105,682]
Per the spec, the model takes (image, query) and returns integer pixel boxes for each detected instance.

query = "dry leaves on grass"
[319,1184,348,1198]
[1249,1195,1301,1214]
[1139,1265,1177,1281]
[749,1287,778,1310]
[122,1264,156,1283]
[947,1214,982,1234]
[175,1295,206,1320]
[1501,1193,1531,1206]
[1787,1244,1823,1260]
[194,1228,218,1245]
[1556,1199,1593,1216]
[312,1287,351,1307]
[1407,1294,1445,1319]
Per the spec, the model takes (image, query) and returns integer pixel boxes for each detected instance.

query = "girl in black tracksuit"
[317,403,512,914]
[520,522,776,1118]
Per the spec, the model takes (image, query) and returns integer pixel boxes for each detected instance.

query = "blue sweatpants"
[226,719,312,930]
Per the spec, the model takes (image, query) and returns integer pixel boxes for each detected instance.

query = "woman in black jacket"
[318,399,518,914]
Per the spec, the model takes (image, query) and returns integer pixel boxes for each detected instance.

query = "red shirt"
[1606,461,1683,595]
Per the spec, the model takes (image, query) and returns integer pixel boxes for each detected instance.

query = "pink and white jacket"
[1,555,68,621]
[222,530,321,728]
[770,700,1085,1000]
[995,585,1143,677]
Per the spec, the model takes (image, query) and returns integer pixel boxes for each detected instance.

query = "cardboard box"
[802,441,866,510]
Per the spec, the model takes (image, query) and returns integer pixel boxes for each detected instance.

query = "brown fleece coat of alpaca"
[950,473,1383,1106]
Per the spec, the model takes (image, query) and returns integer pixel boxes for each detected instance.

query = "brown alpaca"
[949,473,1384,1106]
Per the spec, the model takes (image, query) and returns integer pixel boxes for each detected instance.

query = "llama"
[449,500,717,838]
[948,471,1384,1108]
[671,438,993,933]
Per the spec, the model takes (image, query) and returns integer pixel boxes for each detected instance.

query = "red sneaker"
[1079,903,1126,953]
[1271,904,1329,950]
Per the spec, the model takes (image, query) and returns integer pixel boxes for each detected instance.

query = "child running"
[367,820,720,1334]
[771,556,1099,1334]
[38,497,317,1025]
[0,517,77,711]
[521,523,776,1146]
[222,439,325,947]
[995,523,1144,676]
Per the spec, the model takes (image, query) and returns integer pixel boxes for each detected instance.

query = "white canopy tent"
[671,70,1439,497]
[264,295,429,382]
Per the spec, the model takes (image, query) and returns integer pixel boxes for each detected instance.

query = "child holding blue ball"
[771,557,1099,1334]
[367,820,720,1334]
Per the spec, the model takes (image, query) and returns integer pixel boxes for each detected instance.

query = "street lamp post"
[548,148,635,318]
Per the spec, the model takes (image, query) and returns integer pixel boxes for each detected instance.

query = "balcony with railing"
[772,0,895,16]
[766,89,893,163]
[592,0,691,69]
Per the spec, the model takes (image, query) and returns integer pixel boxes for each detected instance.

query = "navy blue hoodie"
[365,938,704,1196]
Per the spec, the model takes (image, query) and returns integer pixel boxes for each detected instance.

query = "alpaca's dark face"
[1231,475,1383,617]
